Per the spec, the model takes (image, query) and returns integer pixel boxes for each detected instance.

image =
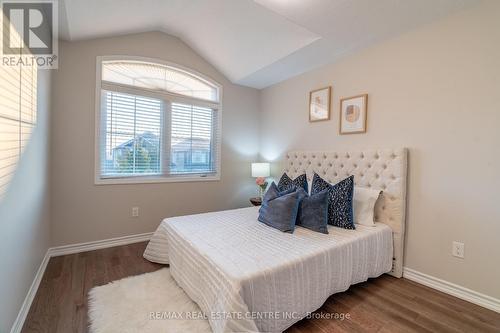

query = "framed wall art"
[339,94,367,134]
[309,86,331,122]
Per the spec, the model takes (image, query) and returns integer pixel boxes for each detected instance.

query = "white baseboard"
[10,251,51,333]
[49,232,153,257]
[403,267,500,313]
[10,232,153,333]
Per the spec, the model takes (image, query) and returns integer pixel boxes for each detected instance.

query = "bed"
[144,149,408,332]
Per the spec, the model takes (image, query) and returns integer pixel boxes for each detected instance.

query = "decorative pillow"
[258,182,303,233]
[296,188,329,234]
[354,186,382,227]
[311,173,355,229]
[278,173,308,193]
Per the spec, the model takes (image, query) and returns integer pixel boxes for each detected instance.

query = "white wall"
[0,69,52,332]
[50,32,261,246]
[260,1,500,299]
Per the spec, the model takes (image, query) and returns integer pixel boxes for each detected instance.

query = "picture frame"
[309,86,331,122]
[339,94,368,134]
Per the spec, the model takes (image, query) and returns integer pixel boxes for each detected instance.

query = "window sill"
[94,175,220,185]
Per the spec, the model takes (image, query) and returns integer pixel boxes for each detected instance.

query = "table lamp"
[251,162,270,198]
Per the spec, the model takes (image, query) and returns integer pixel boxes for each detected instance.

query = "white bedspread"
[144,207,392,332]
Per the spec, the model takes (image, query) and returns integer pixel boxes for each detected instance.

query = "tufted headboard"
[283,149,408,277]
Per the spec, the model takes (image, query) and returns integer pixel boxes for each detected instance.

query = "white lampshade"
[251,162,270,178]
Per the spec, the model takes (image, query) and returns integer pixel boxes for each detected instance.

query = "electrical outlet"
[132,207,139,217]
[452,241,465,259]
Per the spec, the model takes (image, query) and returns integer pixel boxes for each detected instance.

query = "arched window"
[95,56,222,184]
[101,60,219,102]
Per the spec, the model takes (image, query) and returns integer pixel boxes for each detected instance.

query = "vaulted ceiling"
[59,0,478,89]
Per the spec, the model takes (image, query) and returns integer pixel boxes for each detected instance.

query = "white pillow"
[354,186,382,227]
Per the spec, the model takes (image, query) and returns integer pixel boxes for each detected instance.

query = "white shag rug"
[88,268,212,333]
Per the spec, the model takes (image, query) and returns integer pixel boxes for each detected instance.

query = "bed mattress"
[144,206,393,332]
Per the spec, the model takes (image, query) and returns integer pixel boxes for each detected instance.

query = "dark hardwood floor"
[22,242,500,333]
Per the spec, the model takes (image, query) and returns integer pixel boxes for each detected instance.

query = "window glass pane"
[101,91,162,177]
[102,61,219,102]
[170,103,215,174]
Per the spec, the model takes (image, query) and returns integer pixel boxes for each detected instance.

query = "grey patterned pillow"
[278,173,308,193]
[311,173,355,230]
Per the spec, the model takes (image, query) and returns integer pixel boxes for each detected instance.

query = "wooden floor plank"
[21,242,500,333]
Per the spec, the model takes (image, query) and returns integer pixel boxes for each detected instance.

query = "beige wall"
[50,32,260,246]
[45,0,500,303]
[260,1,500,299]
[0,69,52,332]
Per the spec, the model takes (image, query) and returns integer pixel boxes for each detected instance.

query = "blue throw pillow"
[278,173,308,193]
[311,173,355,230]
[296,188,329,234]
[258,182,304,233]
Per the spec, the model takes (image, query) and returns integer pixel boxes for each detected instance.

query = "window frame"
[94,55,222,185]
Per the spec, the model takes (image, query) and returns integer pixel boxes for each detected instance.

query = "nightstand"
[250,197,262,206]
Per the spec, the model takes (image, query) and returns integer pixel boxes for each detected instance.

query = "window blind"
[0,17,37,198]
[100,91,162,177]
[170,103,218,174]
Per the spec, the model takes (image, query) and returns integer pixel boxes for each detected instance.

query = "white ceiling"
[59,0,479,89]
